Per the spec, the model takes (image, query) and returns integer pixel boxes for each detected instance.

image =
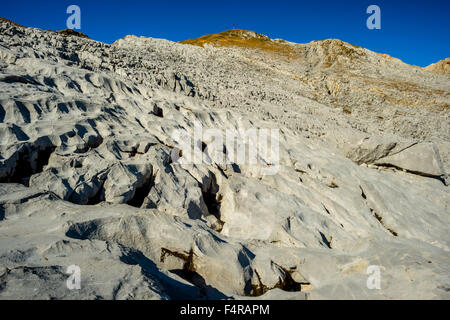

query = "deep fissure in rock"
[371,209,398,237]
[152,104,164,118]
[360,186,367,199]
[127,172,155,208]
[322,204,331,215]
[87,180,106,205]
[248,263,307,297]
[248,269,268,296]
[374,163,446,185]
[202,174,224,231]
[319,232,333,249]
[160,248,225,298]
[1,145,55,186]
[203,189,222,219]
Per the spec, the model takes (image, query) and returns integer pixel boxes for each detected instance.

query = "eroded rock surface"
[0,20,449,300]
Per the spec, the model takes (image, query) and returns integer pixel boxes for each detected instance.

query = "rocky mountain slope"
[425,57,450,76]
[0,20,449,299]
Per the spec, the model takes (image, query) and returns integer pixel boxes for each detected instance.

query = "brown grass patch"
[53,29,89,39]
[180,29,298,58]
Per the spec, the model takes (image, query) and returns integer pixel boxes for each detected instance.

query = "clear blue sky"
[2,0,449,67]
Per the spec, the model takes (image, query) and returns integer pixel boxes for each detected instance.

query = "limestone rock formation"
[0,20,449,300]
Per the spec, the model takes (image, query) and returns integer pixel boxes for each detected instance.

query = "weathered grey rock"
[343,135,416,165]
[0,19,449,300]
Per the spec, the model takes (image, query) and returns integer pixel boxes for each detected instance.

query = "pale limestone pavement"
[0,21,449,299]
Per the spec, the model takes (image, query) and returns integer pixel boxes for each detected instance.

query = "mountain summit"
[180,29,294,54]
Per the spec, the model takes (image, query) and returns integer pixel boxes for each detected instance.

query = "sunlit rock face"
[0,19,449,300]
